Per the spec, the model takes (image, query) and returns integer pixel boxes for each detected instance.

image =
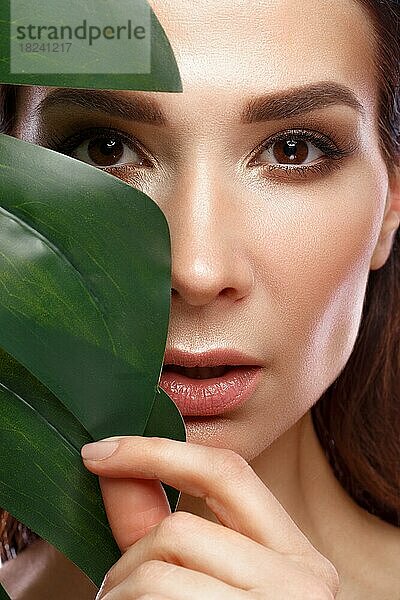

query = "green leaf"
[0,381,120,588]
[0,346,93,451]
[0,342,183,509]
[0,134,186,590]
[0,0,182,91]
[0,133,185,442]
[0,582,11,600]
[144,386,185,509]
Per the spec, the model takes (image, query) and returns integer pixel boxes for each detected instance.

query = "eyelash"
[46,125,356,181]
[248,128,357,181]
[46,125,153,169]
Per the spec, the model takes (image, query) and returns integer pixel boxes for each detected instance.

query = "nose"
[166,162,254,308]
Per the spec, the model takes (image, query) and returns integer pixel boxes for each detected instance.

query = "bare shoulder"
[0,538,98,599]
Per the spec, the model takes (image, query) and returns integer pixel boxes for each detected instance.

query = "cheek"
[248,163,387,423]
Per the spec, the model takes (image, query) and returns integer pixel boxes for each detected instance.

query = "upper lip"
[162,348,263,368]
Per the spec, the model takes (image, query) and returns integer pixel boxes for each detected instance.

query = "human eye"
[46,125,154,171]
[247,128,358,182]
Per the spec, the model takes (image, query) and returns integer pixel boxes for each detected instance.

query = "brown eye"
[272,139,310,165]
[247,128,357,182]
[258,137,323,167]
[87,136,124,166]
[72,134,149,169]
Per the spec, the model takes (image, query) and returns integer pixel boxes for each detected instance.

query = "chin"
[181,414,269,463]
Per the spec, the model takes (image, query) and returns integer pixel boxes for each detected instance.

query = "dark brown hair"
[311,0,400,527]
[0,0,399,563]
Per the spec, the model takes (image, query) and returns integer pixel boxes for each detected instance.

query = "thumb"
[98,475,171,553]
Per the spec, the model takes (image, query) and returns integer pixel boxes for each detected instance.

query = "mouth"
[162,364,236,379]
[159,361,263,417]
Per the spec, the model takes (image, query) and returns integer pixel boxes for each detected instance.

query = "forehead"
[149,0,376,94]
[17,0,378,127]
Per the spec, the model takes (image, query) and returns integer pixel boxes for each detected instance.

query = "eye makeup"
[45,124,154,170]
[36,104,361,184]
[248,127,359,182]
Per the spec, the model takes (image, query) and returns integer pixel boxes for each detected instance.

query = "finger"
[99,560,248,600]
[81,436,316,556]
[98,476,171,552]
[100,511,319,595]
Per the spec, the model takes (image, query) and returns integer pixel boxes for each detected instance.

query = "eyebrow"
[240,81,366,123]
[35,88,167,125]
[34,81,366,127]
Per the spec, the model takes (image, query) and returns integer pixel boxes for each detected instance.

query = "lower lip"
[158,366,263,417]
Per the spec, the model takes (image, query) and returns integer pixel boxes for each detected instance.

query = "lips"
[159,348,263,417]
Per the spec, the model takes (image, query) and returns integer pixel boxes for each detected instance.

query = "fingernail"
[81,440,119,461]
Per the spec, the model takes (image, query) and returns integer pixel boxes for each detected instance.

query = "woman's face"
[13,0,392,461]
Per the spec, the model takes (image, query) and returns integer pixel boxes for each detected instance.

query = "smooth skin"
[1,0,400,598]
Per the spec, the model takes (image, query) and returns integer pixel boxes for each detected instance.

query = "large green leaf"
[0,0,182,91]
[0,1,184,595]
[0,133,185,441]
[0,134,186,594]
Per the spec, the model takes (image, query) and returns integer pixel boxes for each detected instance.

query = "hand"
[81,436,340,599]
